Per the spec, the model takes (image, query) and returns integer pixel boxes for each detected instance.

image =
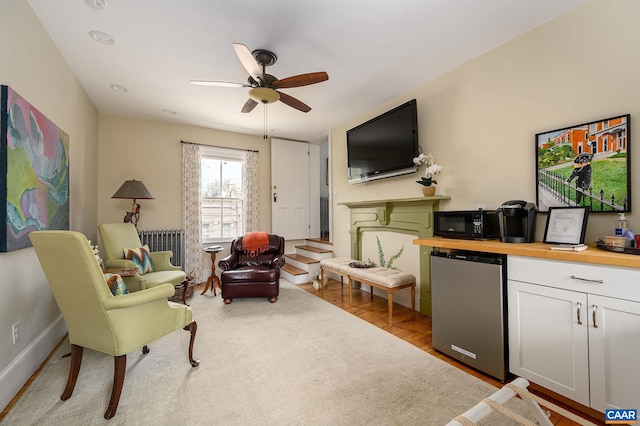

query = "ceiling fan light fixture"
[249,87,279,104]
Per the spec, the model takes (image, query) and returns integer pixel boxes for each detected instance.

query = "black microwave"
[433,210,500,240]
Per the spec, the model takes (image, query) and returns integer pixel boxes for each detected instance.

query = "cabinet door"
[508,280,590,406]
[588,295,640,412]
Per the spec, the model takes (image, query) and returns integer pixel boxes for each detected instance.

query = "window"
[201,146,245,243]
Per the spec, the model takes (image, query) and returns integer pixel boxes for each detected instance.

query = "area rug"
[2,280,532,425]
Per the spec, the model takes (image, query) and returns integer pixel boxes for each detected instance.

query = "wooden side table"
[202,246,223,296]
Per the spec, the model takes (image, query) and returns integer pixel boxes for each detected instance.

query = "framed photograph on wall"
[535,114,630,213]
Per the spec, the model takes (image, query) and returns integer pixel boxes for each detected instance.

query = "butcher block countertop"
[413,237,640,269]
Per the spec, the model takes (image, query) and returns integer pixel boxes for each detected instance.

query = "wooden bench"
[320,257,416,324]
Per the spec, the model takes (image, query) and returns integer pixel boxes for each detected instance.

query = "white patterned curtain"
[182,142,203,280]
[244,150,259,232]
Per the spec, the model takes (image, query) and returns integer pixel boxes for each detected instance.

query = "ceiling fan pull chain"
[263,104,268,139]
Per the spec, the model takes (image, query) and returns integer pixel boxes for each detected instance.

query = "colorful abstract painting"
[1,85,69,252]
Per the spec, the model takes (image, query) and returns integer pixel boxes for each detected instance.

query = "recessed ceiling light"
[110,84,128,93]
[85,0,108,9]
[89,30,115,45]
[163,109,176,115]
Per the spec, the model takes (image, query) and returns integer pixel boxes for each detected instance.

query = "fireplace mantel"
[338,196,450,315]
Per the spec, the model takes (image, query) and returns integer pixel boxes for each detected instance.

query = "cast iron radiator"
[138,229,184,267]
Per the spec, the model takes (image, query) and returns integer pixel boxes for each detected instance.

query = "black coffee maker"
[496,200,537,243]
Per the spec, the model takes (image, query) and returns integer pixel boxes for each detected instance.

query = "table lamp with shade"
[111,179,154,227]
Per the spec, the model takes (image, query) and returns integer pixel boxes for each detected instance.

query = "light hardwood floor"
[299,278,603,426]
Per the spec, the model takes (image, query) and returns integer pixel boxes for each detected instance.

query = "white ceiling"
[27,0,585,142]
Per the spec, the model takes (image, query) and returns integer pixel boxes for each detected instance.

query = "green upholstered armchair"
[30,230,199,420]
[98,223,187,298]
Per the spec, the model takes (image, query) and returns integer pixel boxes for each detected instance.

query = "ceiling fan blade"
[241,98,258,113]
[277,91,311,113]
[233,42,264,85]
[189,80,250,88]
[271,72,328,89]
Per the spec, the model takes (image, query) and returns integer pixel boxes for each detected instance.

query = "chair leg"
[104,355,126,420]
[183,321,200,367]
[180,280,188,305]
[61,344,83,401]
[142,345,149,354]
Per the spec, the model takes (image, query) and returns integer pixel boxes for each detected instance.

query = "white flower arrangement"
[413,153,442,186]
[88,240,102,264]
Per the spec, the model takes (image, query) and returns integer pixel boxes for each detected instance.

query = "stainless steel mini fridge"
[431,250,508,381]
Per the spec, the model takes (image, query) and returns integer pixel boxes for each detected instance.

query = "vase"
[422,186,436,197]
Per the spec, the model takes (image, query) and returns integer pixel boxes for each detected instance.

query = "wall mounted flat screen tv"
[347,99,419,184]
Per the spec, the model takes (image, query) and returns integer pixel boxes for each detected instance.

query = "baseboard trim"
[0,315,67,412]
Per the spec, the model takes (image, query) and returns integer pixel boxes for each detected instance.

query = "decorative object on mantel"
[422,186,436,196]
[413,153,442,196]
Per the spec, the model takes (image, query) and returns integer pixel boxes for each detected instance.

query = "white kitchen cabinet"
[588,295,640,412]
[508,281,590,405]
[508,256,640,413]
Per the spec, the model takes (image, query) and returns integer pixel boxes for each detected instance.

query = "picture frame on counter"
[535,114,630,213]
[543,206,589,245]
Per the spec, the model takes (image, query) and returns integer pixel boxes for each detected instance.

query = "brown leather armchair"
[218,234,285,304]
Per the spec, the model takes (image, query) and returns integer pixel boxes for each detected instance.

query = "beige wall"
[0,0,99,410]
[97,116,270,231]
[330,0,640,260]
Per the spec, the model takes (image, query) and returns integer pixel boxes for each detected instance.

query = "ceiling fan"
[190,43,329,113]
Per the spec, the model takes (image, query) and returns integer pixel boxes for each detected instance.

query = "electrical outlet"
[12,322,20,345]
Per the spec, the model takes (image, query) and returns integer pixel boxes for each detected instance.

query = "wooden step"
[295,244,332,254]
[307,238,332,246]
[285,253,319,264]
[282,263,307,276]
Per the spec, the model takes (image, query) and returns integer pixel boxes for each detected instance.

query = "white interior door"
[271,138,310,239]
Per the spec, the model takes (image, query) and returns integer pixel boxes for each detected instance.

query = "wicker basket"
[169,278,196,303]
